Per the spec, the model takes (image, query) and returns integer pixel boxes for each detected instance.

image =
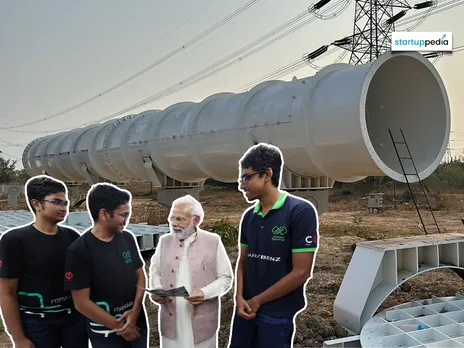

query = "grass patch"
[320,223,423,240]
[208,219,238,251]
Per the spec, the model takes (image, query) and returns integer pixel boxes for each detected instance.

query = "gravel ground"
[0,189,463,347]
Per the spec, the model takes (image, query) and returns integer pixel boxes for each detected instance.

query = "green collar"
[253,191,288,217]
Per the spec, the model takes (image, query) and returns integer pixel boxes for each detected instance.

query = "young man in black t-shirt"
[228,143,319,348]
[64,183,148,348]
[0,175,89,348]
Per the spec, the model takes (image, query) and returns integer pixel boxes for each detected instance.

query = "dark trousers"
[88,312,148,348]
[228,311,294,348]
[20,310,89,348]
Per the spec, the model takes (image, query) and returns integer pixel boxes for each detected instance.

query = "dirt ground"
[0,188,464,347]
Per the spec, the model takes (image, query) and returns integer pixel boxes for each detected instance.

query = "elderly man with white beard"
[149,194,233,348]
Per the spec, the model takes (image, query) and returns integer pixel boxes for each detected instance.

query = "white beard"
[171,220,195,240]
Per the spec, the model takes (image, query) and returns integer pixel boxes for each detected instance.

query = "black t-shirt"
[64,229,144,330]
[0,223,81,314]
[240,192,318,318]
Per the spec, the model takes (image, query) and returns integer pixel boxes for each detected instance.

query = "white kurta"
[149,231,233,348]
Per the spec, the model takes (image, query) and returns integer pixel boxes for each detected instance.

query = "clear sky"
[1,0,463,169]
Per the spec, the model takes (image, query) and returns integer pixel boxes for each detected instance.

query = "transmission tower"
[349,0,412,64]
[305,0,434,66]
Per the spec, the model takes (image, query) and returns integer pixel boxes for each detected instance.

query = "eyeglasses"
[168,214,198,224]
[43,199,69,207]
[169,216,188,223]
[238,169,266,184]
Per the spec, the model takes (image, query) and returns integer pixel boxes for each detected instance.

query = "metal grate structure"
[0,210,169,252]
[361,295,464,347]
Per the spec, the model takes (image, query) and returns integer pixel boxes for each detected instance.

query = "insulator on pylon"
[334,36,352,46]
[307,45,329,60]
[414,1,433,9]
[423,52,440,58]
[313,0,331,10]
[386,10,407,24]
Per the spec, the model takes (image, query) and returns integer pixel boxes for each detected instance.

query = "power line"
[397,0,463,27]
[89,1,350,121]
[2,0,461,137]
[396,0,438,31]
[1,0,350,134]
[1,0,262,130]
[323,0,463,60]
[2,42,461,141]
[232,42,464,93]
[0,139,29,147]
[232,47,346,93]
[422,43,464,63]
[0,151,21,161]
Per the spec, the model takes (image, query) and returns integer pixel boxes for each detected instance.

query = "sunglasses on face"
[239,169,266,184]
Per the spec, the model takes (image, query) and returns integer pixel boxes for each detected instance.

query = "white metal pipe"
[22,51,451,185]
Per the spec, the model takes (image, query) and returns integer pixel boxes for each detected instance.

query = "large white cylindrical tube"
[22,51,451,184]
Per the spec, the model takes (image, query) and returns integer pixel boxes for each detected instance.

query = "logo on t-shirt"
[271,225,288,242]
[305,235,317,245]
[122,251,132,264]
[65,272,73,281]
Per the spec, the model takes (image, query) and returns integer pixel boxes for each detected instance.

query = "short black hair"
[87,184,131,221]
[239,143,283,187]
[26,175,67,214]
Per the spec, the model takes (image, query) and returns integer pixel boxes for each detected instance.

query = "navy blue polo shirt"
[239,191,318,318]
